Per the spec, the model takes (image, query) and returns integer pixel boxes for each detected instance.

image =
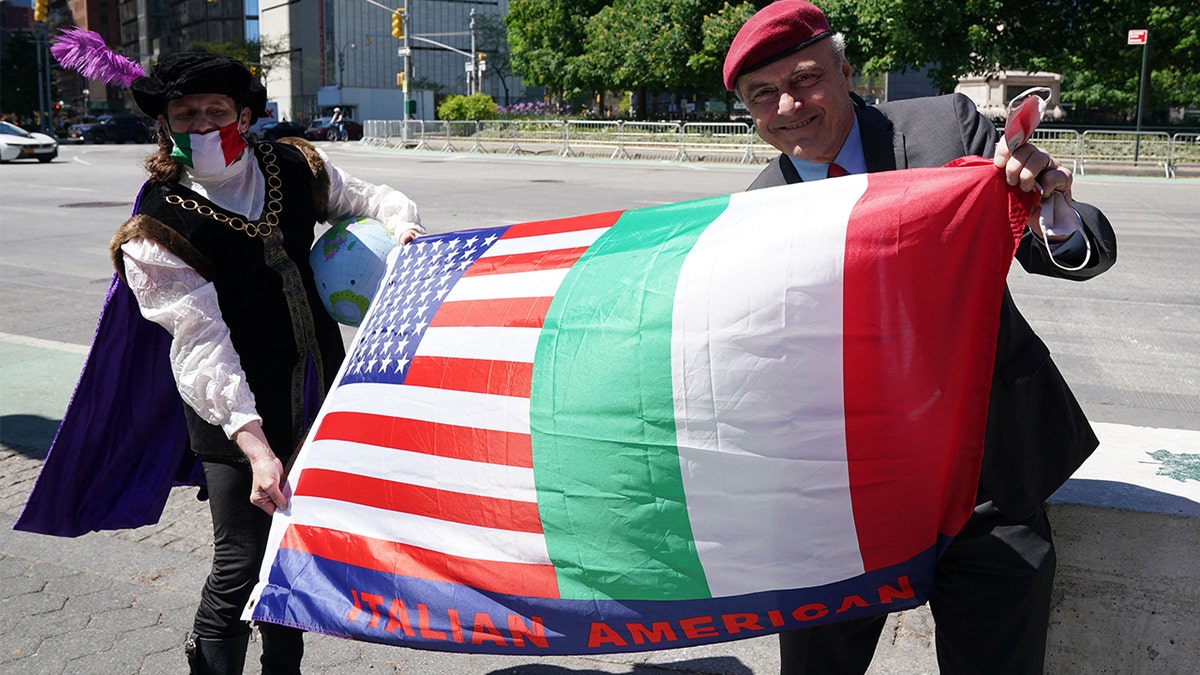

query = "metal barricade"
[411,120,445,151]
[476,120,520,154]
[1027,129,1082,173]
[443,121,481,153]
[747,129,780,164]
[616,122,684,161]
[680,122,755,163]
[564,120,622,159]
[361,120,387,147]
[1169,133,1200,178]
[507,120,569,156]
[363,119,1192,178]
[1080,130,1172,178]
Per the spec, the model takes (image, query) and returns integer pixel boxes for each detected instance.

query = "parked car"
[246,120,308,142]
[0,121,58,163]
[305,117,363,141]
[67,114,153,144]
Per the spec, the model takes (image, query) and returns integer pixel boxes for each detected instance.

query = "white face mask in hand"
[170,121,248,174]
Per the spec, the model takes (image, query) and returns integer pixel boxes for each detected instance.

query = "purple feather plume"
[51,27,146,88]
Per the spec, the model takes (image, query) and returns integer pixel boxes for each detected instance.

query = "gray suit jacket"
[747,93,1118,519]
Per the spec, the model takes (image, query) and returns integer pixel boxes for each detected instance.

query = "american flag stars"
[339,227,507,386]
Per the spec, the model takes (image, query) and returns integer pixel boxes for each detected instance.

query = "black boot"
[185,631,249,675]
[257,622,304,675]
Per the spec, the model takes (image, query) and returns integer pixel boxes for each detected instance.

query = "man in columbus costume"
[16,43,423,674]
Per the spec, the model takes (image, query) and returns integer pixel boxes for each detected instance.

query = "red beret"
[723,0,833,91]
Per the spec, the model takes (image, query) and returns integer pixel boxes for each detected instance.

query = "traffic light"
[33,0,48,22]
[391,9,404,40]
[396,72,406,89]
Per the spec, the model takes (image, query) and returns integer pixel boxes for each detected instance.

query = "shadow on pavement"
[486,656,754,675]
[1050,477,1200,517]
[0,414,55,458]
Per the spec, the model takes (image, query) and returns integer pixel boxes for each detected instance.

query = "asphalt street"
[1,142,1197,673]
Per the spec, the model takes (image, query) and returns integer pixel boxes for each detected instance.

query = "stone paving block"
[1,651,70,675]
[0,612,18,636]
[45,570,115,597]
[63,587,136,614]
[90,605,165,633]
[128,586,197,615]
[7,589,68,621]
[118,622,189,654]
[0,554,32,579]
[300,631,370,668]
[32,561,88,583]
[0,632,43,666]
[136,561,210,597]
[36,627,116,662]
[137,608,193,635]
[0,572,46,598]
[67,647,145,675]
[142,647,187,674]
[610,635,776,673]
[10,605,89,638]
[895,604,934,639]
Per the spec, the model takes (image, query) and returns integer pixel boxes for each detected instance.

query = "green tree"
[474,12,516,105]
[437,92,498,120]
[818,0,1198,119]
[574,0,731,118]
[815,0,1077,94]
[1052,1,1200,119]
[688,2,761,77]
[505,0,610,101]
[688,1,763,112]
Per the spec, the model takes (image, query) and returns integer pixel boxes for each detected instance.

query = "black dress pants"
[195,458,304,673]
[779,500,1057,675]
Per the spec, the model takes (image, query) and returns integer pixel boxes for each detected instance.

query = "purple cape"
[13,273,204,537]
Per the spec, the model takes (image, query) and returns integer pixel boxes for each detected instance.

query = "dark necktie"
[826,163,849,178]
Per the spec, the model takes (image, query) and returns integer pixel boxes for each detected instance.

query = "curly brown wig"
[143,123,184,183]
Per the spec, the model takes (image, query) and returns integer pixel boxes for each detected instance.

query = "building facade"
[955,70,1065,122]
[260,0,530,124]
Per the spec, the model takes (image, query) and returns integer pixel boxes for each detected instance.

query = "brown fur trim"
[277,137,331,222]
[110,214,216,283]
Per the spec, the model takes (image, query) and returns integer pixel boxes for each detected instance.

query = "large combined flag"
[247,158,1035,655]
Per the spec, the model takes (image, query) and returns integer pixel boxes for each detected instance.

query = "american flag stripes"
[279,212,622,601]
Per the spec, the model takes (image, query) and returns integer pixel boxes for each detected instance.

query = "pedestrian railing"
[1027,129,1082,173]
[679,122,756,163]
[1080,130,1172,178]
[361,120,1198,177]
[613,121,684,161]
[1169,133,1200,177]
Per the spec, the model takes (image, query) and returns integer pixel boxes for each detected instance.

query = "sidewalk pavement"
[0,441,939,674]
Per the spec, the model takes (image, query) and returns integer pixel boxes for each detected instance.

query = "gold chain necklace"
[164,143,285,238]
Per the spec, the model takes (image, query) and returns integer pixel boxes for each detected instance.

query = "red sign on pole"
[1127,29,1148,45]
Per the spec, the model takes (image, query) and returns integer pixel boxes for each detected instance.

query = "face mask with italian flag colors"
[170,121,247,173]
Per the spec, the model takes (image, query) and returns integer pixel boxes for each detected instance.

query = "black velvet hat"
[131,51,268,122]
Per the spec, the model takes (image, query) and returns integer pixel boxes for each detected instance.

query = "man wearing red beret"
[724,2,1117,674]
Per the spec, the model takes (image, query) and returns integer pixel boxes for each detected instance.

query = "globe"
[309,216,396,327]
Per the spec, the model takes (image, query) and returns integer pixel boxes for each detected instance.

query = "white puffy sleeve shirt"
[122,145,422,439]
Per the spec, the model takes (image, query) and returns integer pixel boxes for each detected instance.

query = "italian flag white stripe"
[673,177,869,595]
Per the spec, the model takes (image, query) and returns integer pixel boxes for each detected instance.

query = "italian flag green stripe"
[168,132,194,167]
[529,195,731,601]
